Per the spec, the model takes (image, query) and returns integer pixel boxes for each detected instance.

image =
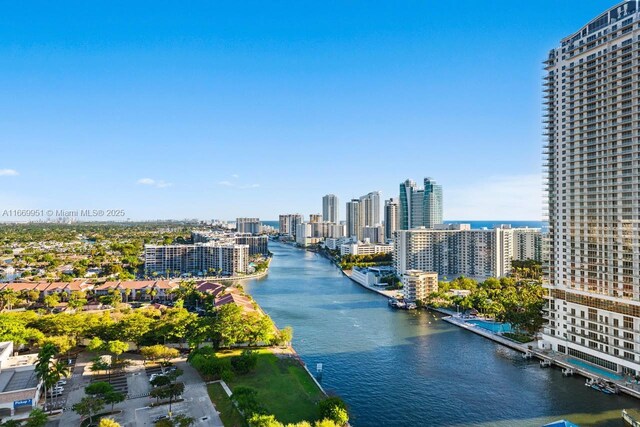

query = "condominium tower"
[360,191,381,227]
[279,214,303,239]
[346,199,362,240]
[399,178,443,230]
[322,194,339,224]
[384,198,400,241]
[541,1,640,375]
[236,217,261,235]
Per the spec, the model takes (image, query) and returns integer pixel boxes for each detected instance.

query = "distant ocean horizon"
[261,220,543,231]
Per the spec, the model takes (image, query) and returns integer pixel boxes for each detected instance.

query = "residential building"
[322,194,339,223]
[295,222,314,247]
[327,223,346,238]
[309,214,323,223]
[402,270,438,304]
[144,243,249,277]
[359,191,381,227]
[192,231,268,256]
[340,241,393,257]
[423,178,443,229]
[236,218,261,235]
[399,179,422,230]
[362,225,385,244]
[513,228,542,262]
[346,199,362,240]
[399,178,443,230]
[540,1,640,375]
[384,198,399,242]
[279,214,303,239]
[394,225,539,281]
[324,237,353,251]
[234,234,269,256]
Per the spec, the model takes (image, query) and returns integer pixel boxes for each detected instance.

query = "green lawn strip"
[207,382,246,427]
[503,332,535,344]
[218,349,323,424]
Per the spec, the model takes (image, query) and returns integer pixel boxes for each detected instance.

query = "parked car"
[152,415,169,423]
[56,379,67,386]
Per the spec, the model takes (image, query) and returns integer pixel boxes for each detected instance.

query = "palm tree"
[124,288,131,303]
[35,344,57,412]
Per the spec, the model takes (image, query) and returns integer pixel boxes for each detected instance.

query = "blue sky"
[0,1,617,221]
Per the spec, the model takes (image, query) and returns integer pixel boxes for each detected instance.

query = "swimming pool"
[466,319,512,333]
[567,358,623,381]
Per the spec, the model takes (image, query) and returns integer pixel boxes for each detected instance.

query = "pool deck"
[432,307,640,401]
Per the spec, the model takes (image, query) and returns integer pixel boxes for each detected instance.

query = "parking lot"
[56,353,223,427]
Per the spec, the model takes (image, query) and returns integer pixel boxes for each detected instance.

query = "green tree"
[107,340,129,362]
[318,397,348,426]
[43,293,60,312]
[24,409,48,427]
[72,396,105,425]
[68,291,88,310]
[104,390,125,413]
[212,303,246,347]
[85,381,114,397]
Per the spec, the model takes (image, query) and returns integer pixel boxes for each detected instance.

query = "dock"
[435,308,640,401]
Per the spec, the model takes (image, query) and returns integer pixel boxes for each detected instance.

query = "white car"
[56,379,67,386]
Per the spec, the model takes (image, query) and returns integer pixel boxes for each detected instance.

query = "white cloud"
[231,174,240,179]
[137,178,172,188]
[219,181,233,187]
[445,174,542,220]
[0,169,19,177]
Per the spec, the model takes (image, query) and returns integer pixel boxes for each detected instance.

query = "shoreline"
[342,269,399,299]
[434,307,640,401]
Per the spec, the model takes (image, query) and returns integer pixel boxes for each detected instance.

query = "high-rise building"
[279,214,303,239]
[144,243,249,277]
[359,191,381,227]
[541,1,640,374]
[322,194,339,224]
[362,225,385,244]
[346,199,362,240]
[423,178,443,228]
[399,179,419,230]
[384,198,399,242]
[399,178,443,230]
[394,225,538,281]
[309,214,323,223]
[236,218,261,235]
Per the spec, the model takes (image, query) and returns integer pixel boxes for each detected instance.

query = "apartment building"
[541,1,640,375]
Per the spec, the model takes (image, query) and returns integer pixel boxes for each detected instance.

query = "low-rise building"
[402,270,438,304]
[340,241,393,256]
[0,342,41,417]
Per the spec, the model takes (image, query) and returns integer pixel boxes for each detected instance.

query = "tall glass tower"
[399,178,443,230]
[423,178,443,229]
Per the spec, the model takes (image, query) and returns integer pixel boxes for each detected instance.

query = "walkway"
[436,308,640,401]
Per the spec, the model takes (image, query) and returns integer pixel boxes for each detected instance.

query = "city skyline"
[0,1,618,221]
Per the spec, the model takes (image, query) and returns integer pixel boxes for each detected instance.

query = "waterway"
[244,242,637,427]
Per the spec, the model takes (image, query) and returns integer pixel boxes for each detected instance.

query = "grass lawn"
[207,382,246,427]
[217,348,324,424]
[503,332,535,344]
